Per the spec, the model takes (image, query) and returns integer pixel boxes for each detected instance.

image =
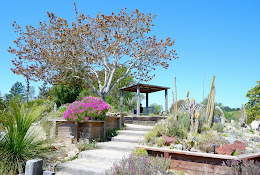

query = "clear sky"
[0,0,259,109]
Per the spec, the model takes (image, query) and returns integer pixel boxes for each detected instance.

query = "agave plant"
[0,100,47,174]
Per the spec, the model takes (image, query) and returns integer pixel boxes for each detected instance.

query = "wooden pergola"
[119,83,170,117]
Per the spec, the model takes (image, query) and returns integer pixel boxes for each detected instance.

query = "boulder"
[232,140,246,151]
[162,134,176,146]
[216,140,246,155]
[216,144,234,155]
[174,144,183,150]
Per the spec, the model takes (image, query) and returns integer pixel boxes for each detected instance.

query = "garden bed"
[137,146,260,174]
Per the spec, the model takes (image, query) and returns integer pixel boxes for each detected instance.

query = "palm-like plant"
[0,100,47,174]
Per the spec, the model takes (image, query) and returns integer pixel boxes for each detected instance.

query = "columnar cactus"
[207,76,216,127]
[194,110,200,133]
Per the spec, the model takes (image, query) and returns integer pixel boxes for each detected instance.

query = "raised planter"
[50,116,120,140]
[137,146,260,174]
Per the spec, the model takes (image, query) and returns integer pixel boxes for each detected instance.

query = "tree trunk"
[100,93,107,102]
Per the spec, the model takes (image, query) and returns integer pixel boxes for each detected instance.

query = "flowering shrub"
[105,154,171,175]
[63,96,110,122]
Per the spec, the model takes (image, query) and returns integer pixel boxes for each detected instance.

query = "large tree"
[5,82,26,101]
[9,4,177,101]
[246,80,260,123]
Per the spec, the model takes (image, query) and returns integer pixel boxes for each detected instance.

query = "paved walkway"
[56,124,152,175]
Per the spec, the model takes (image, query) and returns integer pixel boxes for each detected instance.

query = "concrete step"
[57,158,112,175]
[78,149,131,162]
[111,135,143,143]
[117,130,148,136]
[125,124,153,131]
[97,141,140,151]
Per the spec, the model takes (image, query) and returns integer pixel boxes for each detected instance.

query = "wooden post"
[137,85,140,117]
[120,90,123,128]
[146,93,149,115]
[75,121,79,142]
[165,89,168,113]
[103,122,106,139]
[164,152,169,159]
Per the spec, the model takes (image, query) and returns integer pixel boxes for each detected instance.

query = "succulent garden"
[143,77,260,156]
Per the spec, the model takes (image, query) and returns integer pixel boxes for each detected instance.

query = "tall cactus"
[207,76,216,127]
[194,110,200,133]
[185,91,199,133]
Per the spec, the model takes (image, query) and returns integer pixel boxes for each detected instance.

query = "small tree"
[246,80,260,123]
[9,4,177,101]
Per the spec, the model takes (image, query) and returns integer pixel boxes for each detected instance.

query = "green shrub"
[166,120,187,139]
[212,123,224,132]
[178,112,190,131]
[222,133,228,137]
[144,130,158,144]
[0,100,48,174]
[57,105,67,117]
[134,148,148,157]
[197,131,223,153]
[106,128,118,138]
[157,137,164,147]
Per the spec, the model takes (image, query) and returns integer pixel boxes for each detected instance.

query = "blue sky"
[0,0,259,109]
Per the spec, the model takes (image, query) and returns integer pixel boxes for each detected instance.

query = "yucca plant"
[0,100,47,174]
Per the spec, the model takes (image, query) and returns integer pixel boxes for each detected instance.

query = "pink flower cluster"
[63,96,110,122]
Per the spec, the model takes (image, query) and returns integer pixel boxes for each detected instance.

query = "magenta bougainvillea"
[63,96,110,122]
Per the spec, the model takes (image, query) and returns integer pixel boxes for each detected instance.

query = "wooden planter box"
[137,146,260,174]
[51,116,120,140]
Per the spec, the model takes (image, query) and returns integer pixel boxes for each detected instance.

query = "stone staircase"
[57,124,152,175]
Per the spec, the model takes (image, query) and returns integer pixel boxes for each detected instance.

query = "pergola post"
[120,90,123,127]
[165,89,168,113]
[146,93,149,115]
[137,85,140,116]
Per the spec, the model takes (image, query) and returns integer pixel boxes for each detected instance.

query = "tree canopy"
[246,80,260,123]
[9,4,177,101]
[5,82,26,101]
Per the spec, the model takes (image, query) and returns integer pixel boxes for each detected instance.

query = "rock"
[232,140,246,152]
[67,151,77,158]
[216,140,246,155]
[64,157,70,161]
[162,134,176,146]
[174,144,183,150]
[251,120,260,130]
[216,144,234,155]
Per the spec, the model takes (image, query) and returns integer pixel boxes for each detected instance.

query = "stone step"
[125,124,153,131]
[78,149,131,162]
[57,158,112,175]
[111,135,143,143]
[97,141,139,151]
[117,130,148,136]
